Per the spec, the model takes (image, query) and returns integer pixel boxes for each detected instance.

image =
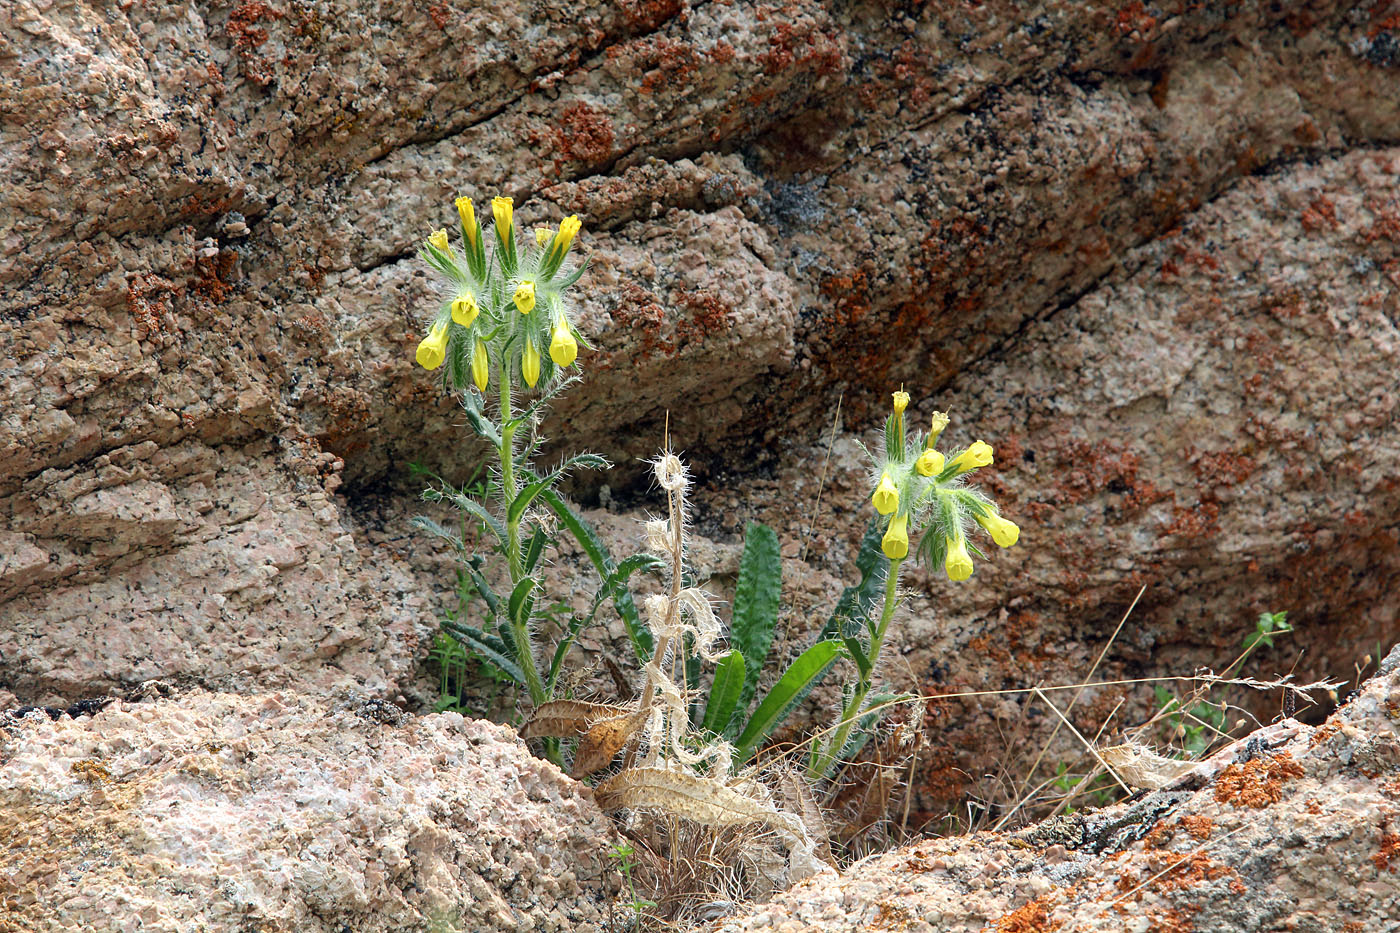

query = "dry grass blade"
[595,768,802,840]
[571,706,651,779]
[519,699,633,740]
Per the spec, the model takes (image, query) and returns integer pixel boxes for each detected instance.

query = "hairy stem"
[813,558,903,779]
[498,374,547,708]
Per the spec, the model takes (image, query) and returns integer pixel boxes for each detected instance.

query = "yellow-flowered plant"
[809,389,1020,779]
[411,195,665,768]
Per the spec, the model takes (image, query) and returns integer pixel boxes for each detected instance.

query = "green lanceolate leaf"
[421,485,508,549]
[843,637,872,679]
[508,576,536,629]
[441,619,525,684]
[458,391,503,447]
[540,489,654,660]
[704,650,746,735]
[734,640,843,761]
[523,527,547,573]
[823,517,888,640]
[731,522,782,715]
[548,553,663,689]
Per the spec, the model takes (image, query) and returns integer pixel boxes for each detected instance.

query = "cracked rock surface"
[0,690,620,931]
[712,646,1400,932]
[2,0,1400,924]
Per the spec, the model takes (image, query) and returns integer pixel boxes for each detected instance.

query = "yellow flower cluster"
[867,390,1020,580]
[413,193,588,392]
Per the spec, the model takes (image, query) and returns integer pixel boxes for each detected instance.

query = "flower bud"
[415,320,449,371]
[915,449,944,477]
[945,536,974,581]
[514,279,536,314]
[492,196,513,233]
[892,390,909,415]
[555,215,582,256]
[455,196,477,248]
[948,440,993,476]
[472,338,489,392]
[522,337,541,387]
[549,323,577,367]
[536,227,553,247]
[975,512,1020,548]
[451,293,479,327]
[427,228,450,253]
[882,514,909,560]
[927,411,950,448]
[872,473,899,515]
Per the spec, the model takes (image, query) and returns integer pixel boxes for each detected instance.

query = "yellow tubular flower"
[976,512,1020,548]
[892,390,910,414]
[514,279,536,314]
[455,197,477,248]
[949,440,994,475]
[872,473,899,515]
[492,196,513,232]
[552,214,582,259]
[549,323,578,368]
[927,411,950,448]
[522,337,541,387]
[451,293,479,327]
[427,228,450,253]
[945,536,974,581]
[915,449,945,477]
[882,514,909,560]
[472,338,489,392]
[535,227,553,247]
[415,320,449,371]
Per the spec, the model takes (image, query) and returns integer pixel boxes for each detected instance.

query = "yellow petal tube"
[451,293,479,327]
[915,449,945,478]
[535,227,553,247]
[492,196,513,233]
[949,440,994,476]
[522,337,541,387]
[514,279,536,314]
[976,512,1020,548]
[872,473,899,515]
[892,390,910,415]
[550,215,582,260]
[927,410,950,448]
[427,228,450,253]
[945,536,974,581]
[472,338,490,392]
[415,320,449,371]
[455,197,477,248]
[549,323,578,368]
[882,514,909,560]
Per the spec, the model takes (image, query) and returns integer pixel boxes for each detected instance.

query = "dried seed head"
[654,452,689,492]
[644,518,671,557]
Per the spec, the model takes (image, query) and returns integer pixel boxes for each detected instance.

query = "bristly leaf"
[731,522,782,717]
[421,485,507,550]
[508,577,535,629]
[704,650,746,735]
[458,391,503,446]
[734,639,843,762]
[822,516,888,640]
[523,527,547,573]
[441,619,525,684]
[540,489,655,659]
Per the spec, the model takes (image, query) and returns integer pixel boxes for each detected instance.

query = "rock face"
[712,646,1400,932]
[0,690,620,931]
[2,0,1398,850]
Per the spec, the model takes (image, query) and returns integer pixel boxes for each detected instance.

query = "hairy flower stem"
[813,558,903,780]
[497,376,547,709]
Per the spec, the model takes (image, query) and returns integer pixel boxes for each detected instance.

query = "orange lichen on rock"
[994,892,1061,933]
[1372,833,1400,873]
[1213,752,1305,808]
[1179,814,1213,840]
